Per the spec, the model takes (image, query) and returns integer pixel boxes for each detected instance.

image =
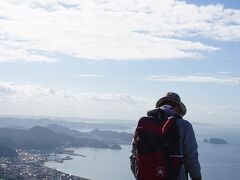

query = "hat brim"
[156,97,187,117]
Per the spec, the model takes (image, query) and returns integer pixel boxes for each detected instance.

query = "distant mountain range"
[0,116,134,152]
[0,124,132,151]
[0,126,78,150]
[0,117,132,130]
[47,124,132,145]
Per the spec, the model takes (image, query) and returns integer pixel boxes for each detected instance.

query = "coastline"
[0,149,91,180]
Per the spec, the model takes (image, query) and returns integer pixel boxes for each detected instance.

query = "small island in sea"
[203,138,228,144]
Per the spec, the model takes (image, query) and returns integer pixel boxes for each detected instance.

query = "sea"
[45,123,240,180]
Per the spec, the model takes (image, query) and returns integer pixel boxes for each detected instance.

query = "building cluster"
[0,150,89,180]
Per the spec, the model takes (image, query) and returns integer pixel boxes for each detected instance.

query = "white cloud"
[146,75,240,85]
[75,74,104,78]
[217,71,233,74]
[2,0,239,62]
[0,46,56,63]
[0,81,152,118]
[0,81,150,105]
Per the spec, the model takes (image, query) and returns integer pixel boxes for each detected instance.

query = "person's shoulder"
[175,117,193,129]
[175,118,196,139]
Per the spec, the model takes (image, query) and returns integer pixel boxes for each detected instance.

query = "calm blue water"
[45,124,240,180]
[45,145,134,180]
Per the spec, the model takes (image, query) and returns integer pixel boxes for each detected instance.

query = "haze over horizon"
[0,0,239,125]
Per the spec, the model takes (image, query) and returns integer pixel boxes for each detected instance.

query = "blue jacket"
[130,114,201,180]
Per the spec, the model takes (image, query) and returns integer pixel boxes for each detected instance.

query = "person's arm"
[183,122,202,180]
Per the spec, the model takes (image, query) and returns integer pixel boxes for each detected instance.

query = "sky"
[0,0,239,125]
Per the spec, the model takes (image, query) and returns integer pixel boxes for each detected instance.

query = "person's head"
[155,92,187,117]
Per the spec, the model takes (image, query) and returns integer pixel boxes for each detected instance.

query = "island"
[203,138,228,144]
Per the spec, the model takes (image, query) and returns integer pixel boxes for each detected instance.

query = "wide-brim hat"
[155,92,187,117]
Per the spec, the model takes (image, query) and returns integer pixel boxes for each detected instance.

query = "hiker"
[130,92,202,180]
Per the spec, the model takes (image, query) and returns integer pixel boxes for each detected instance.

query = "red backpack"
[133,109,183,180]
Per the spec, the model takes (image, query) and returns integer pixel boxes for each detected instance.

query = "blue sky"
[0,0,239,125]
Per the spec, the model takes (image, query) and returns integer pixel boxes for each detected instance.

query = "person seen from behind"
[130,92,202,180]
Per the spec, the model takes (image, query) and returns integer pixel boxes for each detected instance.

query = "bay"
[45,145,134,180]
